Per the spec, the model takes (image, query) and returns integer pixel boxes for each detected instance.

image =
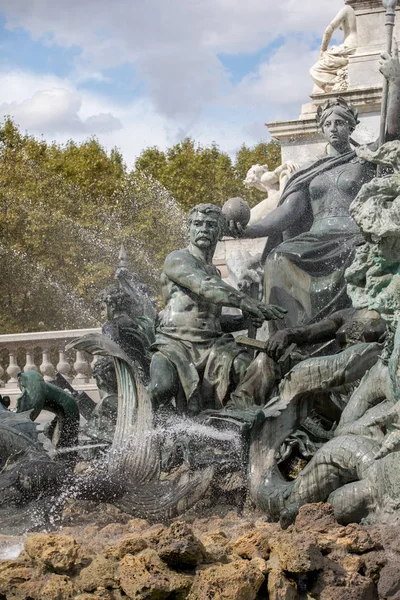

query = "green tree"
[0,118,282,334]
[0,118,186,333]
[135,137,281,210]
[135,138,239,210]
[234,140,281,182]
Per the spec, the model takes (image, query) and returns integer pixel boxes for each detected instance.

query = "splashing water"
[0,542,24,560]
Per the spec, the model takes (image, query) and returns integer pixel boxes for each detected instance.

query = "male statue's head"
[187,204,222,253]
[317,97,359,153]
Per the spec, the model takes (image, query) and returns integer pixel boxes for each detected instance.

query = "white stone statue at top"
[310,5,358,94]
[243,161,298,225]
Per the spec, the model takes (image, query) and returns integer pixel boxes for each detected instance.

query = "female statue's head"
[317,97,359,152]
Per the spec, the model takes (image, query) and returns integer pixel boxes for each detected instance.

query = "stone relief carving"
[243,161,299,225]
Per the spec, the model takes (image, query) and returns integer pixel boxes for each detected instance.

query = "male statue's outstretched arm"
[163,250,286,323]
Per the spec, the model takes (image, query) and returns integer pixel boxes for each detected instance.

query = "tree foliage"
[135,138,281,209]
[0,118,280,333]
[0,119,186,333]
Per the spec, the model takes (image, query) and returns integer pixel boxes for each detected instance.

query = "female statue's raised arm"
[229,189,308,239]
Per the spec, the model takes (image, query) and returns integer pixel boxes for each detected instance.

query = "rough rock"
[74,593,116,600]
[40,574,76,599]
[250,556,269,574]
[24,533,79,574]
[72,522,129,556]
[294,504,379,555]
[113,534,148,559]
[362,551,388,583]
[201,531,230,562]
[96,522,128,541]
[327,550,363,574]
[119,548,193,599]
[155,521,206,568]
[142,524,167,546]
[228,525,273,560]
[294,502,339,534]
[319,581,378,600]
[0,502,397,600]
[127,517,150,534]
[380,525,400,556]
[75,594,117,600]
[74,595,112,600]
[0,560,39,598]
[311,556,378,600]
[77,554,118,592]
[377,561,400,599]
[270,531,324,572]
[335,524,378,554]
[186,558,265,600]
[268,569,298,600]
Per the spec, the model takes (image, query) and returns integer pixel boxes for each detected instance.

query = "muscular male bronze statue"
[147,203,286,416]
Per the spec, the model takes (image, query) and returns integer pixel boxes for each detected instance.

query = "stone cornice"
[310,86,382,112]
[346,0,388,12]
[0,327,101,347]
[267,87,382,142]
[267,116,322,141]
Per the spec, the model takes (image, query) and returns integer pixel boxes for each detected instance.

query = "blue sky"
[0,15,80,76]
[0,0,343,165]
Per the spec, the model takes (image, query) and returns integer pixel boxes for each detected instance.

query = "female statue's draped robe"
[262,150,375,333]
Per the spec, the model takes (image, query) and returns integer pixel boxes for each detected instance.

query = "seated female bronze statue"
[229,53,400,331]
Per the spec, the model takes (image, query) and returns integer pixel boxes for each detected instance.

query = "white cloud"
[231,37,320,120]
[0,0,344,56]
[0,69,171,165]
[0,0,343,125]
[0,0,349,159]
[0,87,122,134]
[0,65,270,164]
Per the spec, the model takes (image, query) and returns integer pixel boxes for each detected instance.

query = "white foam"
[0,542,24,559]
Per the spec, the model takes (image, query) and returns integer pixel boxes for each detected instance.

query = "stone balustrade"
[0,328,102,403]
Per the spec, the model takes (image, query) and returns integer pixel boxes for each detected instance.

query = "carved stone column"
[6,352,20,387]
[40,349,56,382]
[56,350,72,383]
[73,351,90,385]
[24,349,38,373]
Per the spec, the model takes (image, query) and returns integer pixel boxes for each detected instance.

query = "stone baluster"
[40,348,56,382]
[73,350,90,385]
[56,349,73,383]
[24,349,38,373]
[0,328,101,400]
[6,351,20,387]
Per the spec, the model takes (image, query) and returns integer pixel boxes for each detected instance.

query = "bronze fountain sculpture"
[1,5,400,533]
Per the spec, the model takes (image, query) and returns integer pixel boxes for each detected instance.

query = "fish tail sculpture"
[67,332,214,520]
